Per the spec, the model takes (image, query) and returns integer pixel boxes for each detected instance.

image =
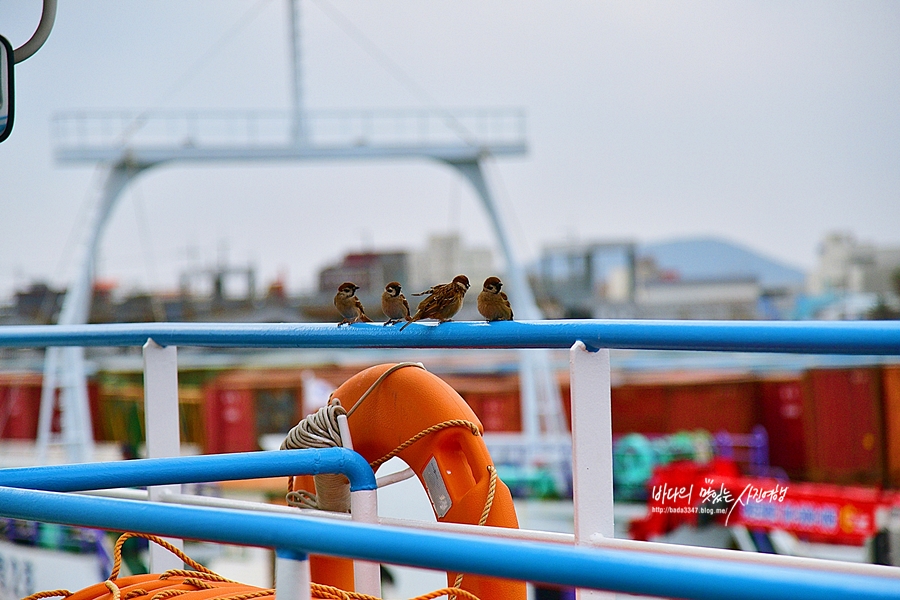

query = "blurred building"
[531,237,805,320]
[407,234,495,294]
[532,241,637,318]
[807,232,900,296]
[6,282,66,325]
[315,235,495,321]
[318,252,408,296]
[800,232,900,320]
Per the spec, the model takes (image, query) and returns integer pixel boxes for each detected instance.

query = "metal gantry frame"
[41,0,565,466]
[4,320,900,599]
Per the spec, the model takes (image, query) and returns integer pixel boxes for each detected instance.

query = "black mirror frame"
[0,34,14,143]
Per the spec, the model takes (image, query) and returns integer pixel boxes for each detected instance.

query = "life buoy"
[30,532,486,600]
[28,533,278,600]
[284,363,526,600]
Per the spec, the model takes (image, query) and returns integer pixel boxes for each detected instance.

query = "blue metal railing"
[0,448,375,493]
[1,319,900,599]
[0,482,895,600]
[1,319,899,353]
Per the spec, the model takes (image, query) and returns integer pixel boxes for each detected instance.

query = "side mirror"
[0,35,14,143]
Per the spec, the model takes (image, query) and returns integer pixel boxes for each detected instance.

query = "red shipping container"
[0,373,100,440]
[468,391,521,432]
[611,373,757,436]
[611,384,669,434]
[803,367,884,486]
[667,380,758,434]
[0,373,42,439]
[882,364,900,488]
[204,387,257,454]
[758,375,807,480]
[445,374,523,433]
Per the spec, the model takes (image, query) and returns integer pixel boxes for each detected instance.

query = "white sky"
[1,0,899,300]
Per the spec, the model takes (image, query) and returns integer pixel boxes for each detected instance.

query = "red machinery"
[630,459,900,547]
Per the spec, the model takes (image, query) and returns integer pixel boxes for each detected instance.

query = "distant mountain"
[638,237,806,289]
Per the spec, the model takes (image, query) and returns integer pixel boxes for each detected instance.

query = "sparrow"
[381,281,411,326]
[400,275,470,331]
[334,282,373,326]
[477,276,514,322]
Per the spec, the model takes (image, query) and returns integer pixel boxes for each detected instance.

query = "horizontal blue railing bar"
[1,320,900,354]
[0,487,895,600]
[0,448,376,492]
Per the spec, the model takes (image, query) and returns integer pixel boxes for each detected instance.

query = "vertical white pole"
[350,490,381,596]
[143,338,184,572]
[569,342,614,600]
[276,550,312,600]
[339,413,381,596]
[36,346,60,464]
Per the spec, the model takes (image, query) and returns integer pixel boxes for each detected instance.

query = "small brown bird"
[477,276,514,322]
[381,281,411,326]
[334,282,373,326]
[399,274,470,331]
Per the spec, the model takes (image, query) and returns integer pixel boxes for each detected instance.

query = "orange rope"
[452,465,497,593]
[22,591,72,600]
[415,588,483,600]
[214,591,275,600]
[160,569,237,584]
[149,590,189,600]
[369,419,481,470]
[110,533,214,580]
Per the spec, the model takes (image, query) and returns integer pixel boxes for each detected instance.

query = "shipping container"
[757,374,807,479]
[0,373,43,439]
[611,384,669,434]
[882,364,900,488]
[802,367,884,486]
[0,372,100,442]
[95,371,205,450]
[202,369,305,454]
[204,387,257,454]
[607,371,758,436]
[443,373,523,433]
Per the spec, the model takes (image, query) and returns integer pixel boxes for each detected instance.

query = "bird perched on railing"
[477,276,514,322]
[334,282,372,326]
[381,281,411,326]
[399,275,470,331]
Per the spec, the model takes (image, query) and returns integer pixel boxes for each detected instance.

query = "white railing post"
[276,549,312,600]
[342,413,382,597]
[142,338,184,572]
[570,342,615,600]
[350,489,381,597]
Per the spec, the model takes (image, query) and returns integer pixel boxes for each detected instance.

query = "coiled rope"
[282,397,352,511]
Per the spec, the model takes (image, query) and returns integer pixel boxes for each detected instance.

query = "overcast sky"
[1,1,899,301]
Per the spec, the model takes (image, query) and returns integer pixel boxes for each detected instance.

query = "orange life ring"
[28,533,278,600]
[289,363,526,600]
[31,532,485,600]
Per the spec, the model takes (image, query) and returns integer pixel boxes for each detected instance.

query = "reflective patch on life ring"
[423,456,452,518]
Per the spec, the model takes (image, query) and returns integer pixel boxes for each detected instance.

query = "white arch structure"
[41,0,567,465]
